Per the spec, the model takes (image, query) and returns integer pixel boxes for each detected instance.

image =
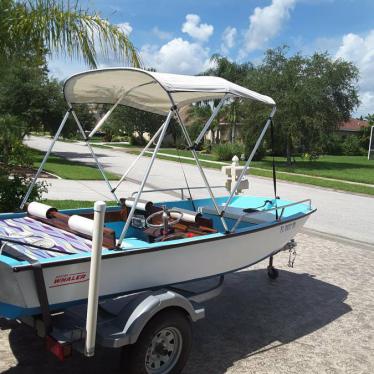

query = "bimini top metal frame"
[22,68,276,247]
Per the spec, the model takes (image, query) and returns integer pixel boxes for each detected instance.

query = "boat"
[0,68,316,320]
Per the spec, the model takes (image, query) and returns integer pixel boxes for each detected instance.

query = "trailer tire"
[121,309,192,374]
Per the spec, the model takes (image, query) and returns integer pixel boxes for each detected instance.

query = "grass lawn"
[145,149,374,185]
[128,150,374,196]
[43,200,117,209]
[102,143,141,149]
[254,155,374,185]
[31,149,120,180]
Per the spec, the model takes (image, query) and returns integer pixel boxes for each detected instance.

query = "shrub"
[111,135,128,142]
[130,133,146,146]
[0,172,47,213]
[244,133,266,161]
[212,143,245,161]
[322,133,343,155]
[342,136,364,155]
[187,122,204,141]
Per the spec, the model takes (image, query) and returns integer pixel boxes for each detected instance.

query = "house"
[338,118,369,136]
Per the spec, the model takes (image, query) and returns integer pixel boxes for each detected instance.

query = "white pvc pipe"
[84,201,106,357]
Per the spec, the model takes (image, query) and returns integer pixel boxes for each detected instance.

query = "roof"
[63,68,275,116]
[339,118,369,132]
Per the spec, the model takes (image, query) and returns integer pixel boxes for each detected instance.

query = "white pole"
[117,111,173,246]
[368,125,373,160]
[172,106,229,232]
[194,94,229,146]
[222,106,276,212]
[88,95,124,138]
[112,122,166,192]
[84,201,106,357]
[231,155,239,194]
[20,110,71,209]
[70,109,119,203]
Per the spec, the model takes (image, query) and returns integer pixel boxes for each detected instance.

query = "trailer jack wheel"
[121,309,192,374]
[267,256,279,280]
[267,266,279,280]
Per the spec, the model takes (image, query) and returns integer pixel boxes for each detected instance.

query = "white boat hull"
[5,215,309,316]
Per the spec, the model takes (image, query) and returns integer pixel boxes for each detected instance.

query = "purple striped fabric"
[0,217,93,259]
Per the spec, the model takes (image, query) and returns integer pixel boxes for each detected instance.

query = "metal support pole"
[222,106,277,212]
[112,122,167,192]
[172,105,229,233]
[20,110,71,209]
[85,201,106,357]
[71,110,119,203]
[117,111,173,246]
[88,95,124,138]
[368,125,374,160]
[194,94,229,146]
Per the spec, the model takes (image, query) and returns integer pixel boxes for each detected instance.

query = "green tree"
[242,47,359,163]
[0,0,140,68]
[103,105,163,143]
[204,55,253,143]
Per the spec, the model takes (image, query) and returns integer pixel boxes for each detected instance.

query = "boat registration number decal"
[280,222,296,233]
[49,272,88,288]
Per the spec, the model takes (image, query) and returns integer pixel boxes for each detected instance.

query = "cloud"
[152,26,173,40]
[182,14,214,42]
[116,22,133,36]
[221,26,237,55]
[335,31,374,116]
[239,0,296,58]
[140,38,212,75]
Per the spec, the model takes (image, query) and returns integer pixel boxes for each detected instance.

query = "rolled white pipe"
[27,202,57,218]
[84,201,106,357]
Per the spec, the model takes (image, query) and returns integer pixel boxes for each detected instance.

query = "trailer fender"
[98,289,204,348]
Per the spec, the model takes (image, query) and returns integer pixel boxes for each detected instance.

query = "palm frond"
[2,0,141,68]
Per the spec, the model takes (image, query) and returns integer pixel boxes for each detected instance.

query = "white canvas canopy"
[64,68,275,116]
[23,67,277,230]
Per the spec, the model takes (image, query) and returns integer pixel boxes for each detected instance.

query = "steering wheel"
[146,207,183,232]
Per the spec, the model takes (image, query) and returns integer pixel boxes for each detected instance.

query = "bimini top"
[64,68,275,116]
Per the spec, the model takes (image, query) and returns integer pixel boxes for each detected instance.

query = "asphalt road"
[25,136,374,245]
[1,232,373,373]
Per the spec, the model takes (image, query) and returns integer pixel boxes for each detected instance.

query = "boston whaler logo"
[280,222,296,233]
[49,272,88,288]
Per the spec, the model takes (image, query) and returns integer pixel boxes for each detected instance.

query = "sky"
[48,0,374,117]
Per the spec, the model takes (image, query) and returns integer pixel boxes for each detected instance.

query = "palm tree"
[0,0,140,68]
[204,55,253,143]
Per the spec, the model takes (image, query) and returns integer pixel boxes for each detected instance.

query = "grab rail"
[230,199,313,233]
[131,185,226,200]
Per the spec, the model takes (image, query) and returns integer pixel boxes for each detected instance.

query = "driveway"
[25,136,374,245]
[1,232,373,373]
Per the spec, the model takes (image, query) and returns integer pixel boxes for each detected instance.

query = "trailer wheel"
[121,309,192,374]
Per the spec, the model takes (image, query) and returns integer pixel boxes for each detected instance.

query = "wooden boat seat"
[28,211,117,249]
